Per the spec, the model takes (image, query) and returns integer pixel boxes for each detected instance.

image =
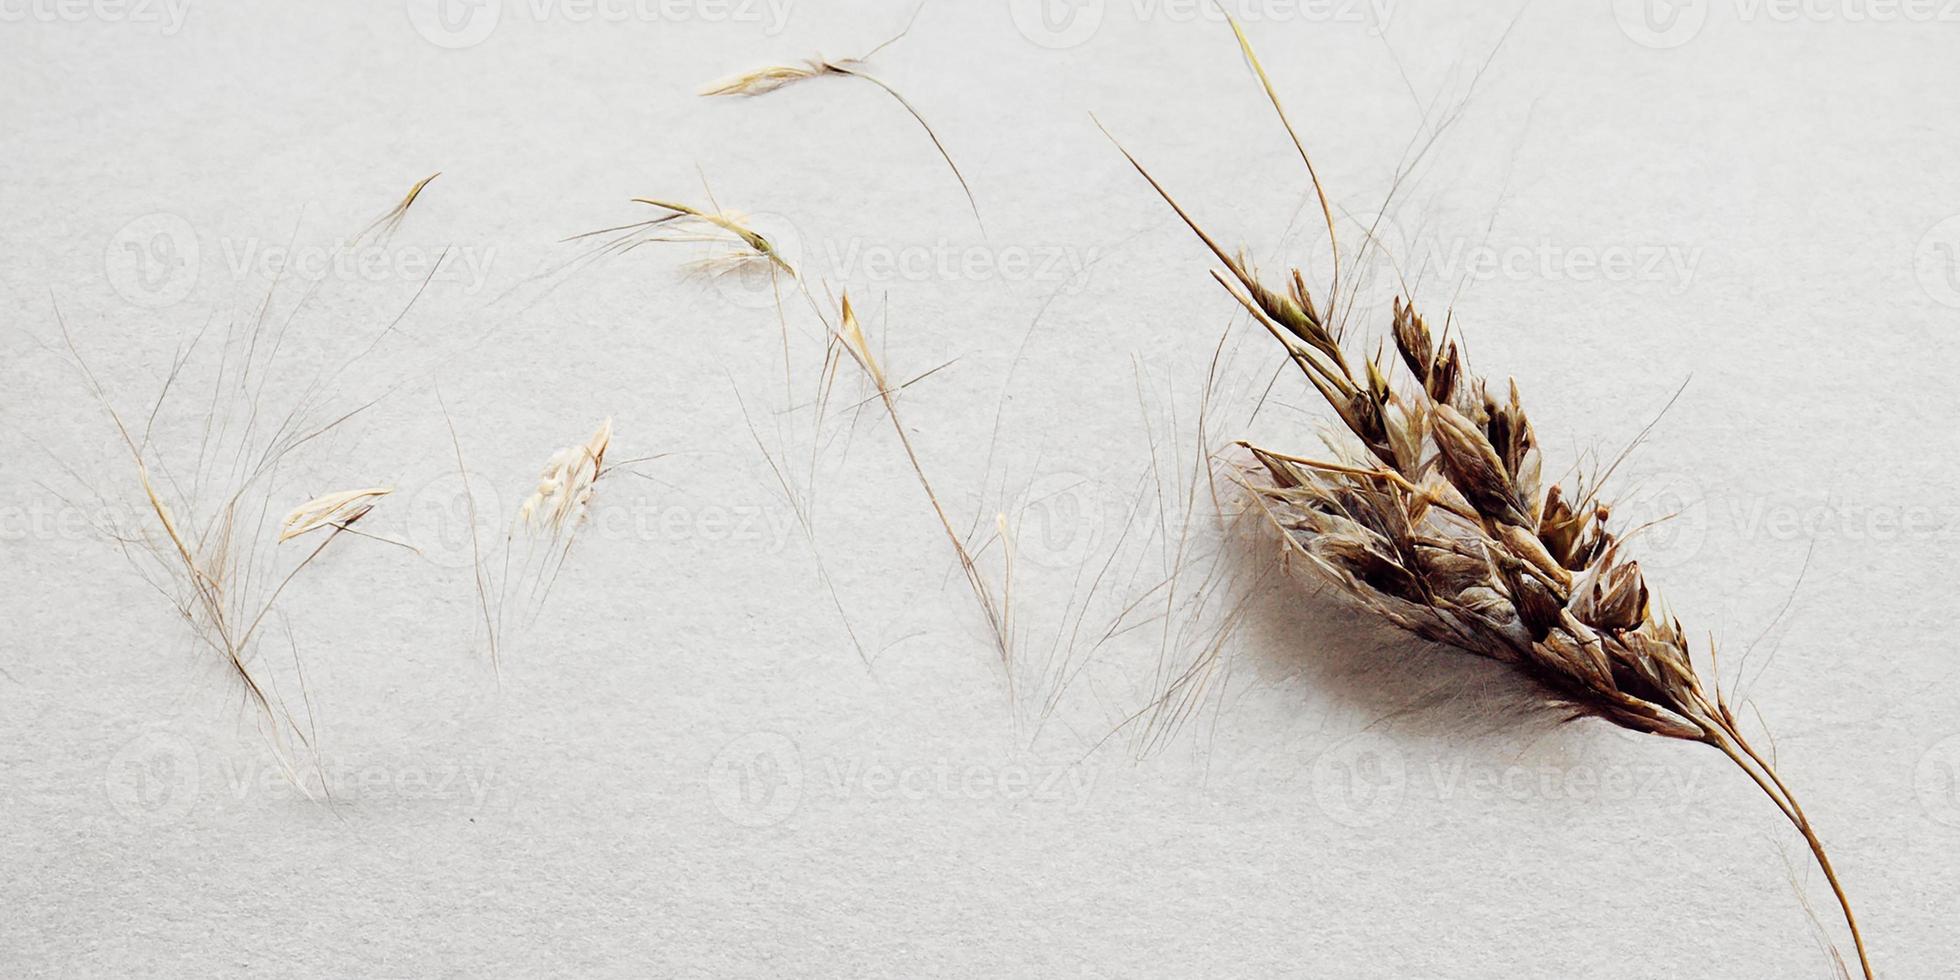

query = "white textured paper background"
[3,1,1956,977]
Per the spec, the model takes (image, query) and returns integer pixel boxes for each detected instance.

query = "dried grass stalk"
[700,8,982,230]
[1113,21,1874,978]
[831,294,1012,676]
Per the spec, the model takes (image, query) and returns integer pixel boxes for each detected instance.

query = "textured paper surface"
[3,2,1956,976]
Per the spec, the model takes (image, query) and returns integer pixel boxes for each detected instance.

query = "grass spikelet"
[632,199,797,276]
[137,462,194,566]
[279,487,391,542]
[835,294,887,390]
[1111,20,1875,977]
[567,197,797,283]
[353,171,440,246]
[701,62,825,97]
[519,419,612,534]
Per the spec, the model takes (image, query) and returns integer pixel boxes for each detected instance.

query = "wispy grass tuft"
[51,303,397,793]
[40,175,455,791]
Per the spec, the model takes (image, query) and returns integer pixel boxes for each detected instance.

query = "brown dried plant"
[1109,20,1873,978]
[700,7,982,231]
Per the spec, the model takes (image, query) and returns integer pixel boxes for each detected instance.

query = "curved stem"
[1706,724,1873,979]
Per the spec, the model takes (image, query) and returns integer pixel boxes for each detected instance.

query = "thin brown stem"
[1705,722,1872,979]
[877,378,1009,655]
[826,66,984,234]
[1222,15,1340,310]
[836,297,1011,682]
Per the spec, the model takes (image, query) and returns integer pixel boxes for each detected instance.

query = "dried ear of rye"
[1111,22,1873,979]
